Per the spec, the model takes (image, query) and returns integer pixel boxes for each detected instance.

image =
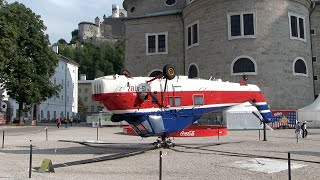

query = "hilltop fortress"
[77,4,127,45]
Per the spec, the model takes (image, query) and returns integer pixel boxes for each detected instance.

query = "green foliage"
[78,98,87,120]
[0,2,60,123]
[57,38,67,44]
[70,29,79,44]
[59,41,125,80]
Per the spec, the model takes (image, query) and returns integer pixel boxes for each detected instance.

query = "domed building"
[123,0,320,110]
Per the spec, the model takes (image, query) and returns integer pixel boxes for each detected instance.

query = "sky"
[7,0,124,44]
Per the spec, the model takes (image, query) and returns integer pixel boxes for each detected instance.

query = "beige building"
[311,1,320,97]
[78,75,104,120]
[123,0,320,110]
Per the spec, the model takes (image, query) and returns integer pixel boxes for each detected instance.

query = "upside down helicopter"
[92,65,274,147]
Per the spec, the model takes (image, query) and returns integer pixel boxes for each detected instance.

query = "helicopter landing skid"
[152,135,174,148]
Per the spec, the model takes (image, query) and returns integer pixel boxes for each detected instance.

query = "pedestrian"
[301,121,308,138]
[70,117,73,126]
[295,121,301,138]
[64,118,68,128]
[56,118,61,129]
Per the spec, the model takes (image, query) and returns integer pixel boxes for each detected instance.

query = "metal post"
[45,127,48,141]
[159,151,162,180]
[2,131,4,148]
[288,152,291,180]
[29,140,32,178]
[96,126,99,141]
[296,132,299,143]
[263,122,267,141]
[217,127,220,140]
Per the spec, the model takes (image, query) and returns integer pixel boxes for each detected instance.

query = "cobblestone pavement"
[0,126,319,180]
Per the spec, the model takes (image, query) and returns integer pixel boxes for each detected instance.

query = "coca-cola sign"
[180,130,195,137]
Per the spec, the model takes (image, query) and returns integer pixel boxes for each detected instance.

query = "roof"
[58,54,80,67]
[78,22,98,27]
[125,9,183,20]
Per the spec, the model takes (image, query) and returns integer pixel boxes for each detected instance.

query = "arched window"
[231,56,257,76]
[165,0,176,6]
[149,70,162,77]
[188,64,199,78]
[293,57,308,76]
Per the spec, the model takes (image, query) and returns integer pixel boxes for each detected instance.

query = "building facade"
[123,0,320,110]
[37,55,79,121]
[7,54,79,122]
[78,75,104,121]
[311,0,320,96]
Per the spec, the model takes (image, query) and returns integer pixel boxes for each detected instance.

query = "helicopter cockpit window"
[193,95,204,105]
[169,97,181,106]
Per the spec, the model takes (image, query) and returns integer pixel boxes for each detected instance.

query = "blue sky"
[7,0,124,44]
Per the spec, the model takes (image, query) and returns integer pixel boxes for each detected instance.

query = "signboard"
[270,110,296,129]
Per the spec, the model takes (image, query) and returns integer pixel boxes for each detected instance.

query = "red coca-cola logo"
[180,131,195,136]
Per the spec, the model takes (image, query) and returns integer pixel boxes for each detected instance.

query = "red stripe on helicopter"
[93,90,266,111]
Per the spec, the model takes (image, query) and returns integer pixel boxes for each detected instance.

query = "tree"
[57,38,67,44]
[78,98,87,121]
[0,2,60,125]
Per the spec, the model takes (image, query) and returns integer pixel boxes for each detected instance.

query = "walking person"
[301,121,308,138]
[56,118,61,129]
[64,118,68,128]
[295,121,301,138]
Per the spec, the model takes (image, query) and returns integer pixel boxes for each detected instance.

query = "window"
[146,32,168,55]
[313,57,317,62]
[186,21,199,48]
[193,95,204,105]
[188,64,199,78]
[67,81,69,87]
[54,111,56,119]
[130,6,135,14]
[314,76,318,81]
[85,88,88,93]
[311,29,315,35]
[91,106,94,112]
[62,95,64,101]
[293,57,308,77]
[165,0,176,6]
[47,111,50,119]
[84,97,88,102]
[169,97,181,107]
[231,56,257,76]
[41,110,43,119]
[61,80,64,89]
[288,12,305,41]
[228,12,256,39]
